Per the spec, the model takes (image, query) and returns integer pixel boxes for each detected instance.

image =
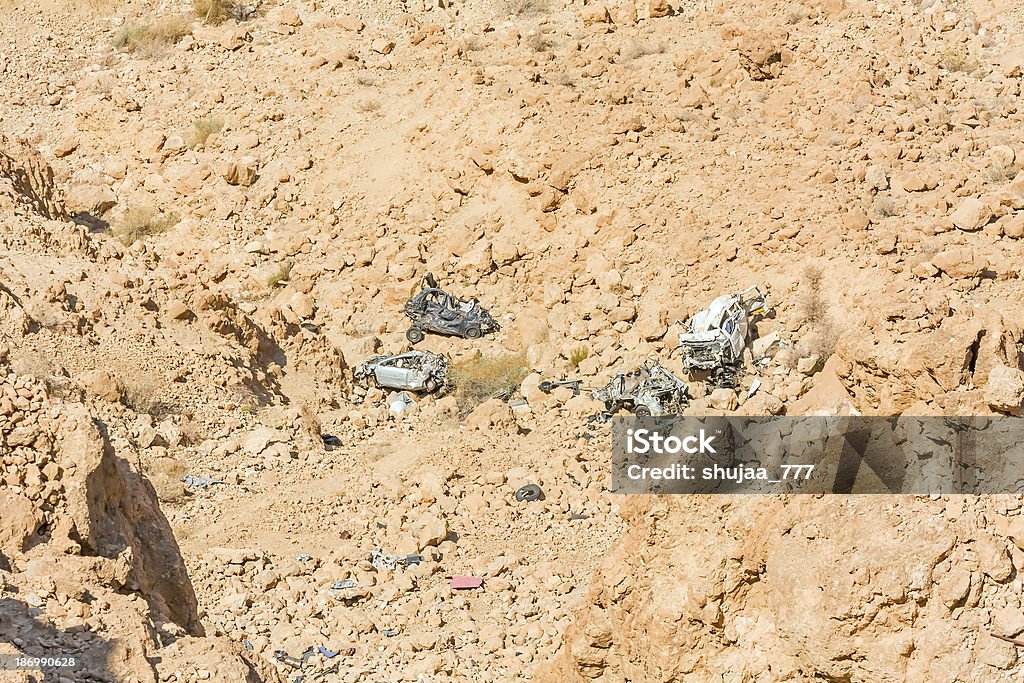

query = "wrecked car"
[591,359,689,417]
[678,285,769,387]
[353,350,448,392]
[403,273,499,344]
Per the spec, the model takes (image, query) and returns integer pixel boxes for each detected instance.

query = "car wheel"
[464,326,482,339]
[515,484,543,503]
[538,381,554,393]
[406,327,425,344]
[424,378,438,392]
[634,405,652,417]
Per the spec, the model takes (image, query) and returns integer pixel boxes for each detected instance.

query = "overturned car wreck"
[354,350,449,392]
[592,360,689,417]
[678,285,769,387]
[403,274,500,344]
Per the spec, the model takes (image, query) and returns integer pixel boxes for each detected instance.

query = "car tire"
[634,405,652,417]
[424,378,438,392]
[464,326,482,339]
[538,381,554,393]
[515,484,543,503]
[406,327,425,344]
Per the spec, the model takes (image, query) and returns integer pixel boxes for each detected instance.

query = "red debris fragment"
[450,576,484,590]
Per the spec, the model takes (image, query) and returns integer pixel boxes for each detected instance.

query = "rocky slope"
[0,0,1023,680]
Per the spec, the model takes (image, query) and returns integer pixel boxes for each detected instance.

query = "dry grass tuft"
[795,263,838,361]
[568,345,589,369]
[193,0,237,24]
[113,16,191,57]
[450,352,529,411]
[267,262,293,288]
[502,0,549,17]
[186,116,224,148]
[113,206,179,245]
[123,380,177,418]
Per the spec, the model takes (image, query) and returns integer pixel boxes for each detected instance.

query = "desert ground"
[2,0,1024,680]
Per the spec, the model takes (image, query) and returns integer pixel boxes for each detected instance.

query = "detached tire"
[424,378,438,393]
[464,326,483,339]
[406,327,425,344]
[515,484,543,503]
[634,405,652,417]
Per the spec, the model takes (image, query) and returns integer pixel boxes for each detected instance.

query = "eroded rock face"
[0,134,68,220]
[541,495,1024,683]
[0,361,281,682]
[834,310,1023,414]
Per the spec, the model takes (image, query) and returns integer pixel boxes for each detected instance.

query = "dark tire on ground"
[406,327,425,344]
[634,405,652,417]
[515,484,544,502]
[539,380,554,393]
[464,326,483,339]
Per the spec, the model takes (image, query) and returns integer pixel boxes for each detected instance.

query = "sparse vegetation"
[355,98,381,113]
[450,352,530,411]
[193,0,238,24]
[872,195,901,218]
[186,116,224,148]
[267,262,293,288]
[618,39,665,61]
[795,264,839,361]
[112,16,191,57]
[502,0,549,17]
[568,345,590,369]
[524,32,556,53]
[113,206,179,245]
[986,163,1019,184]
[354,73,376,87]
[123,380,177,418]
[940,43,978,73]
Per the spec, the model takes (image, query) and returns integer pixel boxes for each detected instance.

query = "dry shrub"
[795,264,838,361]
[503,0,549,17]
[940,44,977,73]
[186,116,224,148]
[114,206,179,245]
[450,352,529,410]
[568,345,589,369]
[872,195,901,218]
[113,16,191,57]
[123,380,177,418]
[619,39,665,61]
[267,261,293,288]
[193,0,236,24]
[355,98,381,113]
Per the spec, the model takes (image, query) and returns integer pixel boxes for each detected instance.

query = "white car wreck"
[353,351,449,393]
[678,286,769,387]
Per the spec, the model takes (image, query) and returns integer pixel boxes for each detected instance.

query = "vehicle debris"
[591,359,690,417]
[678,285,770,388]
[321,434,341,448]
[330,579,357,590]
[381,629,400,637]
[388,391,416,418]
[354,350,449,392]
[450,576,484,590]
[181,474,225,489]
[538,379,582,396]
[515,484,544,502]
[403,273,499,343]
[370,548,424,571]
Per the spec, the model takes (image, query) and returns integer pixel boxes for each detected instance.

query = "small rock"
[985,365,1024,415]
[709,388,737,411]
[165,300,190,320]
[53,136,79,158]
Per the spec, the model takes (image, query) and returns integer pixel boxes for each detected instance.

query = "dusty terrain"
[1,0,1024,680]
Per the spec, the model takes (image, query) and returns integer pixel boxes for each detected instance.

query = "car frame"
[353,350,449,392]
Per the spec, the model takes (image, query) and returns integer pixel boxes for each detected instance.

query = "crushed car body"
[678,285,769,386]
[403,273,500,344]
[591,359,689,417]
[353,350,449,392]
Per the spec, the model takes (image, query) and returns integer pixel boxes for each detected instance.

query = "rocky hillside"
[1,0,1023,680]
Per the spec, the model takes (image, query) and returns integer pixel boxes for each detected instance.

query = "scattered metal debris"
[591,359,689,417]
[450,576,484,590]
[354,350,449,392]
[243,639,254,651]
[294,554,312,563]
[330,579,357,590]
[569,511,590,520]
[747,377,762,398]
[370,548,423,571]
[317,646,339,659]
[515,484,544,502]
[678,285,770,388]
[538,379,582,395]
[381,629,400,637]
[388,391,416,418]
[181,474,225,489]
[321,434,341,448]
[403,273,499,343]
